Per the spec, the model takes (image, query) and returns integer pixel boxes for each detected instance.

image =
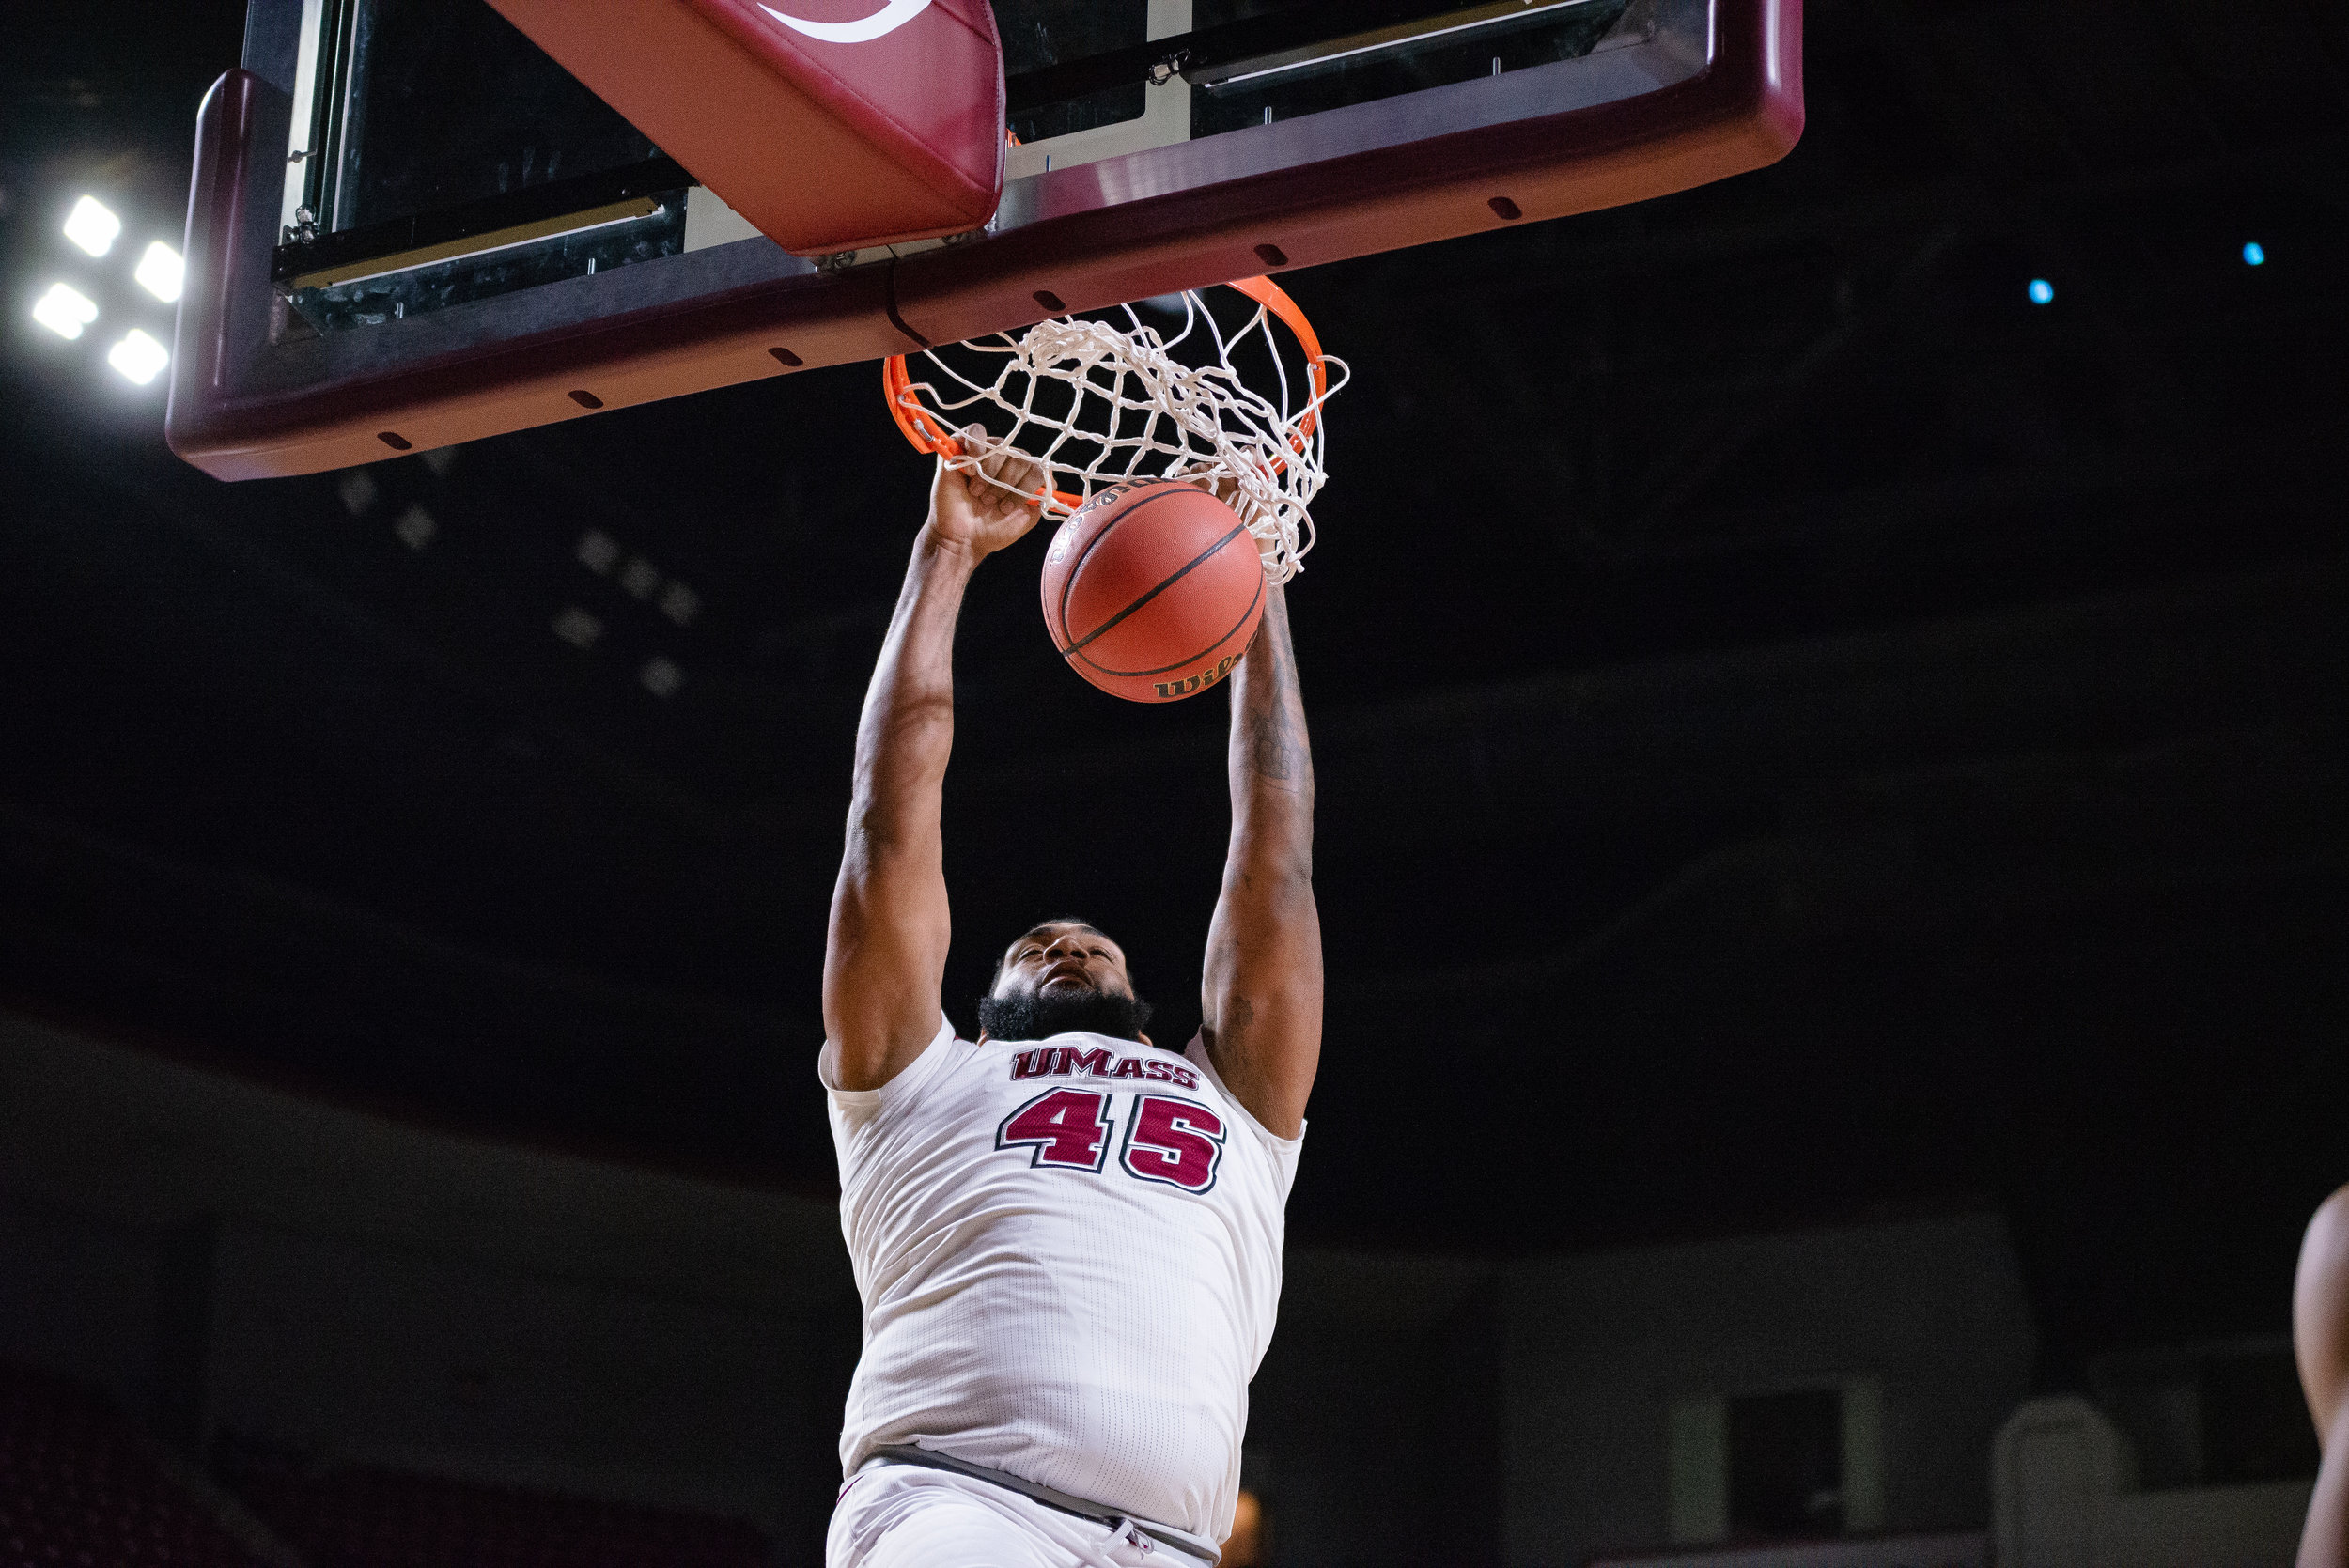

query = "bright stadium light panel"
[107,328,169,385]
[33,283,100,339]
[2243,241,2266,266]
[2028,278,2055,305]
[135,241,184,302]
[64,195,122,256]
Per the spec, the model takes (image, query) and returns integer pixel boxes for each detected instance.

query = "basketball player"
[819,434,1321,1568]
[2295,1186,2349,1568]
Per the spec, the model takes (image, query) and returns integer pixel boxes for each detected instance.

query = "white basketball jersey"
[824,1017,1302,1543]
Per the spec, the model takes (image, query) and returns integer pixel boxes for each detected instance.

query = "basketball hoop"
[883,277,1346,585]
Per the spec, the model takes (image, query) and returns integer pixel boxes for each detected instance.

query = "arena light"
[33,282,100,339]
[106,329,169,385]
[135,241,184,302]
[2027,278,2055,305]
[2242,241,2266,267]
[63,195,122,256]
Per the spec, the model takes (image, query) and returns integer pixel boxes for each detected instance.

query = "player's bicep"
[822,830,952,1091]
[1200,865,1322,1138]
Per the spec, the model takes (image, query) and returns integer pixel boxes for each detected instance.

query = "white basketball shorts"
[827,1465,1201,1568]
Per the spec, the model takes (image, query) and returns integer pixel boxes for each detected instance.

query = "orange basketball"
[1039,480,1267,703]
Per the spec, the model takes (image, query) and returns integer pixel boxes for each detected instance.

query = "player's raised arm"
[1200,583,1322,1139]
[822,435,1044,1092]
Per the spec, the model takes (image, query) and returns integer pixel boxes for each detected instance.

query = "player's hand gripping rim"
[925,426,1047,562]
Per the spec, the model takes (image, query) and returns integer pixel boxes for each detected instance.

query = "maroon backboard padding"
[167,0,1801,482]
[166,71,910,480]
[171,69,271,443]
[483,0,1005,255]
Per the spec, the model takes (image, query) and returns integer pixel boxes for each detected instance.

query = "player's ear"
[1137,1032,1153,1047]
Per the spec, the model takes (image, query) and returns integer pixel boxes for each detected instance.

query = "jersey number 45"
[996,1089,1226,1195]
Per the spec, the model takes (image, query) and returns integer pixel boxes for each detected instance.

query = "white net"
[890,286,1348,585]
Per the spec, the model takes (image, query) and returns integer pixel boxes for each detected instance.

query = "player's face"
[992,922,1135,1001]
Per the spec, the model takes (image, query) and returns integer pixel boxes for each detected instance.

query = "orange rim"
[1223,275,1330,451]
[882,275,1330,505]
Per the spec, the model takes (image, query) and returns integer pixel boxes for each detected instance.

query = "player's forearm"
[1201,588,1321,1134]
[1206,591,1320,991]
[1226,587,1315,875]
[825,532,975,1064]
[847,529,980,845]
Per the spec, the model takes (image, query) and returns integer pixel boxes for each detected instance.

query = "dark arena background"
[4,2,2347,1565]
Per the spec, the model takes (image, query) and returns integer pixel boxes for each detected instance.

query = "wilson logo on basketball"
[1154,653,1240,701]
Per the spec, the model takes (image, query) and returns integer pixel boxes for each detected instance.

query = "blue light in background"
[2027,278,2055,305]
[2242,241,2266,266]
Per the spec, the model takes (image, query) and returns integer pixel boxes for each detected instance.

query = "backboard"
[167,0,1802,480]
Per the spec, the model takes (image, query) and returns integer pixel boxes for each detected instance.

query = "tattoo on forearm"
[1247,706,1299,782]
[1231,593,1312,793]
[1239,627,1308,784]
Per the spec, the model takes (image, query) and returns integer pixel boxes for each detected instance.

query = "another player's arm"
[2297,1187,2349,1568]
[822,436,1043,1093]
[1200,584,1322,1139]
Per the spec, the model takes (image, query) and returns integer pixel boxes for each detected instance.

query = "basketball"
[1039,480,1268,703]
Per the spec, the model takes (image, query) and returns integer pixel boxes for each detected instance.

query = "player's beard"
[977,986,1154,1044]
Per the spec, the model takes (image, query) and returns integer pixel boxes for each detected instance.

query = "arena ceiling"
[3,0,2344,1375]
